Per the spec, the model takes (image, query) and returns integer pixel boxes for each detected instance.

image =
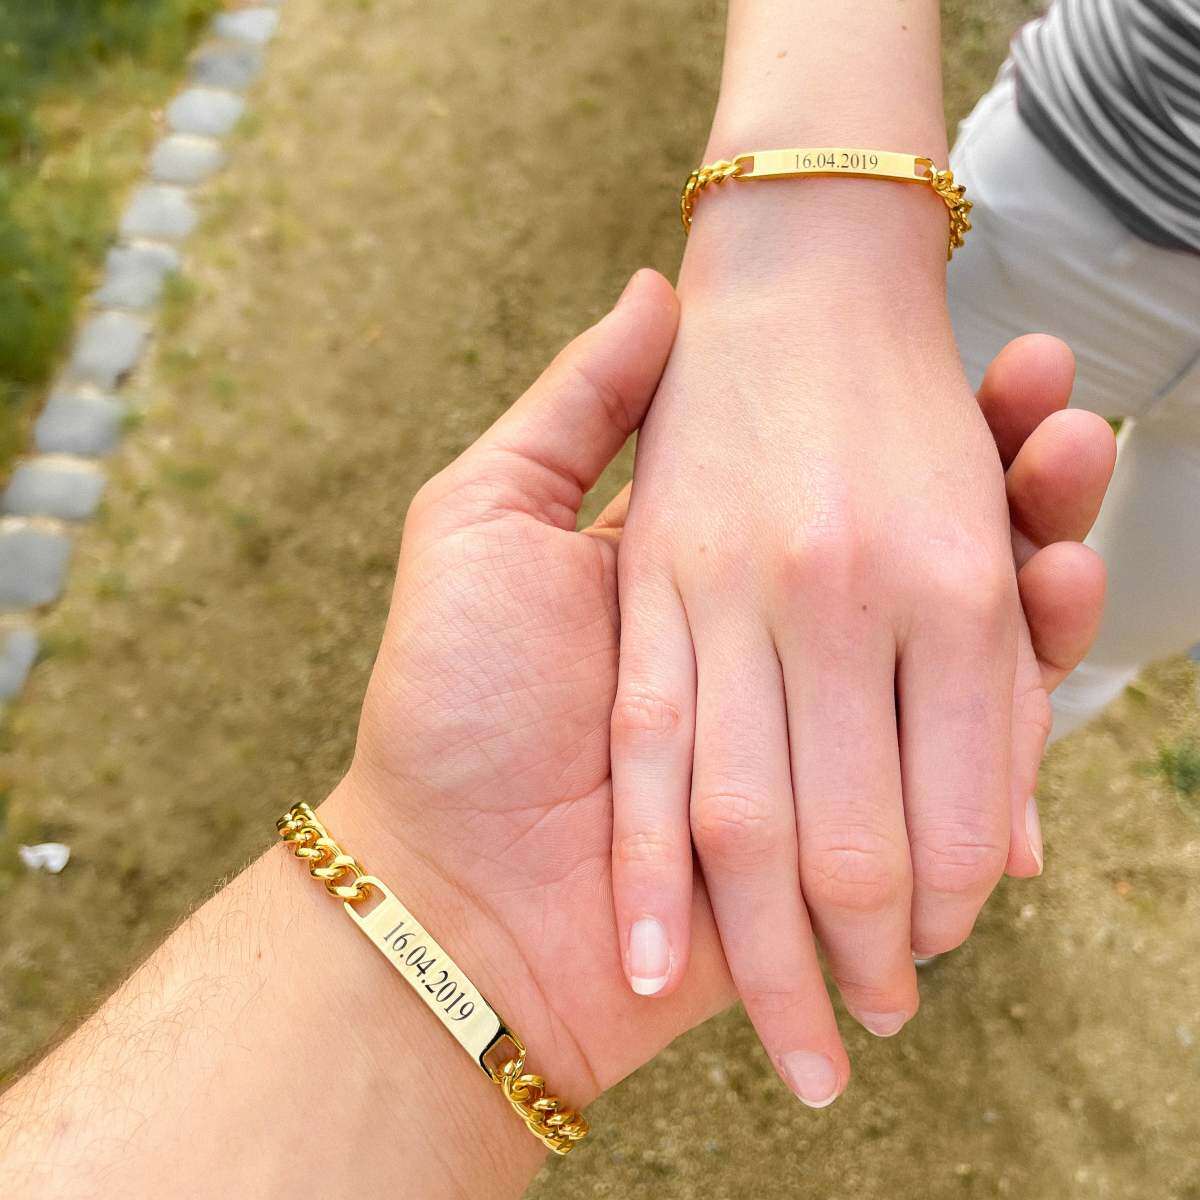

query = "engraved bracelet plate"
[735,147,928,183]
[345,878,516,1077]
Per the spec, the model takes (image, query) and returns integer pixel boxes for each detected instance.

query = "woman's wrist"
[686,0,951,301]
[679,175,951,305]
[675,196,958,380]
[680,120,957,319]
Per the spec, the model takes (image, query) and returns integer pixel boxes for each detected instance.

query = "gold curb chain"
[277,802,589,1155]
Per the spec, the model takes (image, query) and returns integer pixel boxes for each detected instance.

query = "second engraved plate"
[737,147,926,183]
[345,881,513,1075]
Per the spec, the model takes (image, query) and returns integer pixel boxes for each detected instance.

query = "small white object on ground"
[18,843,71,873]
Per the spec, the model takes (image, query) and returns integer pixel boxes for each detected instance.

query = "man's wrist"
[0,798,553,1200]
[273,778,557,1197]
[318,768,604,1109]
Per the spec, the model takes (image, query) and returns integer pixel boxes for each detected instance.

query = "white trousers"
[948,66,1200,739]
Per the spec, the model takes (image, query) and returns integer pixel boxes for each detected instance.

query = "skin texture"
[0,273,1112,1199]
[608,0,1104,1105]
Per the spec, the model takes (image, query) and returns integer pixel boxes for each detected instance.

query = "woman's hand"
[608,198,1115,1106]
[332,269,1112,1117]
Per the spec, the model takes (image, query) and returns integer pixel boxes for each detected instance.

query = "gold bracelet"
[680,146,972,259]
[276,802,589,1155]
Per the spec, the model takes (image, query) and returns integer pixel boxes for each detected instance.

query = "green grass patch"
[159,269,199,332]
[161,458,217,490]
[1154,739,1200,823]
[0,0,219,477]
[94,567,130,600]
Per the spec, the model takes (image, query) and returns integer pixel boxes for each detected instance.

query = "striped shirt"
[1012,0,1200,251]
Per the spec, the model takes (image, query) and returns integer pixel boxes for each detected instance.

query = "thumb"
[447,269,679,528]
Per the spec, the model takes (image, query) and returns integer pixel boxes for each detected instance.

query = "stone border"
[0,4,282,706]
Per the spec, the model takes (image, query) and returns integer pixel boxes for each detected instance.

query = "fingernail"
[857,1011,907,1038]
[780,1051,841,1108]
[629,917,670,996]
[1025,796,1044,875]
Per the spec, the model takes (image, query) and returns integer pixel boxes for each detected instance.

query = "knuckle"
[912,825,1007,898]
[925,553,1012,626]
[407,463,496,527]
[1014,678,1054,745]
[614,828,682,872]
[801,829,908,915]
[776,521,865,602]
[611,689,684,745]
[679,543,751,597]
[737,984,813,1021]
[691,789,783,868]
[561,356,638,440]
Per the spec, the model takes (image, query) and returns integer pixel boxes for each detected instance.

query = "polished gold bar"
[345,880,517,1077]
[735,147,928,183]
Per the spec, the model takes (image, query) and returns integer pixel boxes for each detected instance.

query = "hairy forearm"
[0,783,547,1200]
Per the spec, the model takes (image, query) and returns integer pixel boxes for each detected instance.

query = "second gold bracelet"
[276,802,589,1155]
[680,146,972,259]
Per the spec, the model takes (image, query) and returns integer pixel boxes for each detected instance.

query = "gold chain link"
[276,802,589,1155]
[277,804,376,901]
[679,150,973,260]
[498,1057,591,1151]
[924,163,973,258]
[679,158,743,232]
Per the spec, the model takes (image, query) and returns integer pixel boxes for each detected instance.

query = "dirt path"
[2,2,1196,1197]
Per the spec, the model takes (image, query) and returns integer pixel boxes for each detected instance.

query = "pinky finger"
[1005,542,1107,877]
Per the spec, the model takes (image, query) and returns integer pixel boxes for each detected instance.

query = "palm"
[356,508,730,1092]
[367,518,617,846]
